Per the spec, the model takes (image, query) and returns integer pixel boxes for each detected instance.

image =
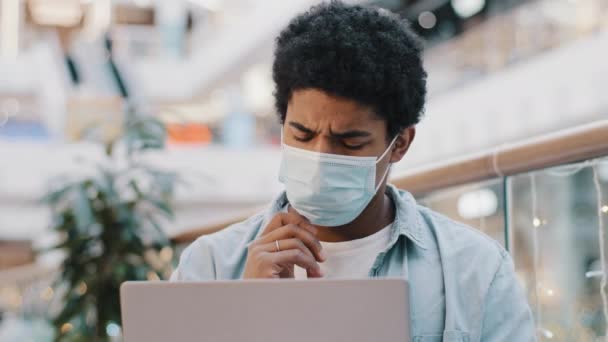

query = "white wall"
[392,29,608,176]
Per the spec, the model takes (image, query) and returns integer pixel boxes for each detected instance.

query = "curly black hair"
[272,1,427,139]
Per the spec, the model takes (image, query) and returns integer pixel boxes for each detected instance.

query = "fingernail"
[320,249,327,261]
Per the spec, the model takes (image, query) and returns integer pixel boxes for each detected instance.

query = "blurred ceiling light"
[457,188,498,220]
[538,328,554,339]
[243,64,274,115]
[29,0,83,27]
[1,0,20,59]
[133,0,153,8]
[418,11,437,29]
[189,0,222,12]
[451,0,485,18]
[81,0,112,40]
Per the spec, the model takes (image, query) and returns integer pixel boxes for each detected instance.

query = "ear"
[389,126,415,163]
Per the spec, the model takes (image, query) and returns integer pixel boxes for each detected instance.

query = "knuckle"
[258,252,271,264]
[275,213,288,222]
[295,239,306,250]
[286,224,300,234]
[291,249,304,261]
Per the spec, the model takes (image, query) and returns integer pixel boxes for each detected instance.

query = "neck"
[298,185,395,242]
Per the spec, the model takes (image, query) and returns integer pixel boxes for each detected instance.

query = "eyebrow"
[288,121,372,139]
[329,128,372,139]
[288,121,315,134]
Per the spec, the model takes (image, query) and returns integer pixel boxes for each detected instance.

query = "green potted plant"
[42,109,177,341]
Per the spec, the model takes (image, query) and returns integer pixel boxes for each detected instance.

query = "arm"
[480,253,537,341]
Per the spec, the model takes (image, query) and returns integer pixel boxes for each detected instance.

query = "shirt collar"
[257,184,427,250]
[385,184,427,249]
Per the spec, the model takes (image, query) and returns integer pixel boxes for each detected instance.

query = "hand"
[243,212,326,279]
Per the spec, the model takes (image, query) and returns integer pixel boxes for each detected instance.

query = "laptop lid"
[120,279,410,342]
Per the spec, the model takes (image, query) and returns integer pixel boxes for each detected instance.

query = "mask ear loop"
[376,134,400,164]
[374,135,400,192]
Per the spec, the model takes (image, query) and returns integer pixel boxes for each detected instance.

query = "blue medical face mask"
[278,135,398,227]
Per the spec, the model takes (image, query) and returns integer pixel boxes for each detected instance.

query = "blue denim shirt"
[172,184,536,341]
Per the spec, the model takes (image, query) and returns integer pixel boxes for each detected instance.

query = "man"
[172,1,536,340]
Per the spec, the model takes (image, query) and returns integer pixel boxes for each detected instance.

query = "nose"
[311,136,336,155]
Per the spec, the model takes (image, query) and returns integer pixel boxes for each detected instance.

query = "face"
[283,88,415,185]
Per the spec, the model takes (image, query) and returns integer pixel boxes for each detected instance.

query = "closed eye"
[342,142,368,150]
[293,135,313,142]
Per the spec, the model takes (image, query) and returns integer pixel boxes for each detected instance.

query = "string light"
[533,217,541,228]
[106,322,121,337]
[602,205,608,214]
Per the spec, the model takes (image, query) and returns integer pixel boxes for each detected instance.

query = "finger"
[306,268,323,279]
[259,224,325,262]
[262,212,317,236]
[255,239,315,260]
[271,249,323,278]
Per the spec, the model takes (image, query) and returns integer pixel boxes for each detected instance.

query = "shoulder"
[197,212,266,249]
[416,204,508,279]
[420,205,506,255]
[172,212,266,281]
[390,186,506,262]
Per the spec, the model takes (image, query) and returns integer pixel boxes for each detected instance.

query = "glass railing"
[418,178,507,248]
[417,158,608,341]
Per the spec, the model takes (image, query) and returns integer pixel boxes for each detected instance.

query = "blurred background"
[0,0,607,340]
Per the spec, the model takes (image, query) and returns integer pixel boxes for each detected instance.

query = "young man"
[172,2,536,340]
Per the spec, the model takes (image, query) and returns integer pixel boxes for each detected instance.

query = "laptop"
[120,279,410,342]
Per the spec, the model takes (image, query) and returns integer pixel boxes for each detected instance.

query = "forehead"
[286,88,384,130]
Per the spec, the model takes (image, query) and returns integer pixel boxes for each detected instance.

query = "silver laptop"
[120,279,410,342]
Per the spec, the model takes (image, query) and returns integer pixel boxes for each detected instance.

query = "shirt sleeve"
[480,253,537,341]
[169,238,217,281]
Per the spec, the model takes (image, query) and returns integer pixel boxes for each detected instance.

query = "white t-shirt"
[294,223,393,279]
